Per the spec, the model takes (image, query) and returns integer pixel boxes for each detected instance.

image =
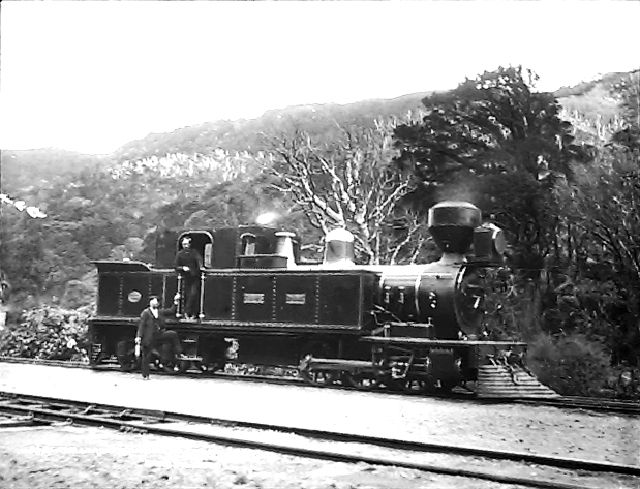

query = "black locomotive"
[88,201,557,398]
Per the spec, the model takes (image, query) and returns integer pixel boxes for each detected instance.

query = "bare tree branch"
[265,115,427,264]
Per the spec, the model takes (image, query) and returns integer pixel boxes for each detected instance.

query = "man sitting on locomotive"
[135,295,183,379]
[175,236,203,320]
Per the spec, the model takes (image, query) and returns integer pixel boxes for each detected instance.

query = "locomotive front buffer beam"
[362,336,558,398]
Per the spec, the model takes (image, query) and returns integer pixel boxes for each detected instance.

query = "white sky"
[1,1,638,155]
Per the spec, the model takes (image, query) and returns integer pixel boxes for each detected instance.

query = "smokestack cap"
[428,201,482,254]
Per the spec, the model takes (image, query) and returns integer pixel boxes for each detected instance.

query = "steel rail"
[1,356,639,415]
[0,392,637,489]
[512,396,640,415]
[0,412,52,428]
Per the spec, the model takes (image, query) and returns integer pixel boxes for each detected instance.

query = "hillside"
[2,68,638,195]
[554,70,637,98]
[112,92,429,161]
[0,149,110,194]
[555,69,639,144]
[0,92,427,194]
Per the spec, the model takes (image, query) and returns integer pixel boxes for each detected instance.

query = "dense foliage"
[0,305,92,362]
[394,66,592,271]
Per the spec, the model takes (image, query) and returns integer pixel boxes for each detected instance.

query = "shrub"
[0,304,92,362]
[527,332,614,396]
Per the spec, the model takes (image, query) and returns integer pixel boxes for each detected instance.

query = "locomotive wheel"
[308,371,338,386]
[385,378,416,393]
[405,379,431,393]
[117,355,135,372]
[162,363,178,373]
[342,373,378,390]
[438,379,457,393]
[116,340,136,372]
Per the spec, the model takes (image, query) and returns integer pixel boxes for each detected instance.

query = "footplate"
[476,364,559,399]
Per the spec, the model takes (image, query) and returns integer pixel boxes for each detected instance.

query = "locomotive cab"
[177,231,214,268]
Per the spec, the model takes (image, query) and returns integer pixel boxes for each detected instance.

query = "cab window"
[241,233,256,255]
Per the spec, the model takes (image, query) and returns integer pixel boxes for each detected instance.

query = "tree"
[556,145,640,363]
[394,66,591,272]
[267,116,429,265]
[541,71,640,365]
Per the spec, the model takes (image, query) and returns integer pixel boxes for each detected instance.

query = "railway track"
[1,356,639,416]
[513,395,640,415]
[1,391,638,489]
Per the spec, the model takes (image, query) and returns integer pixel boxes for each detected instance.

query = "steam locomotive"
[88,201,557,398]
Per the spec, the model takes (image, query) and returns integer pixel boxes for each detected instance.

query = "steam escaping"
[255,211,279,225]
[433,177,479,208]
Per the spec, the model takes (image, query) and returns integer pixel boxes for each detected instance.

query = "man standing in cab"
[135,295,183,380]
[175,236,203,320]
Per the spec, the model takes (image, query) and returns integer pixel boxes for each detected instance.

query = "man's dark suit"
[175,247,203,317]
[136,305,182,378]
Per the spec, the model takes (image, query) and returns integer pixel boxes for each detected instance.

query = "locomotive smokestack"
[428,201,482,263]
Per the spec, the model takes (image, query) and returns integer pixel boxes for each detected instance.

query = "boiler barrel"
[378,265,461,339]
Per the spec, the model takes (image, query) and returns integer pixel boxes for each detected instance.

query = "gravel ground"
[0,425,539,489]
[0,363,638,470]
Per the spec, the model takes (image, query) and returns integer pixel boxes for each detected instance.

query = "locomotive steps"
[475,365,560,399]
